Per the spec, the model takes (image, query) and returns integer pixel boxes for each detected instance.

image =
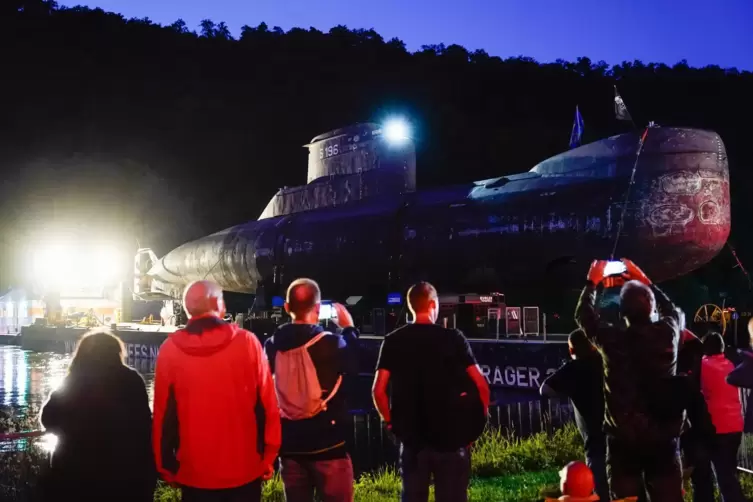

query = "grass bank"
[3,412,752,501]
[152,423,753,501]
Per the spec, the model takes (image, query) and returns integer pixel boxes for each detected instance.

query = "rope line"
[610,127,649,260]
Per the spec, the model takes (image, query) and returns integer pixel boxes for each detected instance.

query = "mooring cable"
[610,127,650,260]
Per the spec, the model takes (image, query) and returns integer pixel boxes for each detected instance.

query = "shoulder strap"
[303,331,331,349]
[321,375,343,409]
[308,331,342,409]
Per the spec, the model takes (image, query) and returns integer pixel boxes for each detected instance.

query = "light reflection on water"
[0,346,156,430]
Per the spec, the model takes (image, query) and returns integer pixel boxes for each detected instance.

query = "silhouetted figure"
[700,332,746,502]
[541,329,607,501]
[678,328,716,502]
[264,278,359,502]
[152,281,281,502]
[39,330,156,502]
[727,318,753,435]
[575,259,684,502]
[372,282,490,502]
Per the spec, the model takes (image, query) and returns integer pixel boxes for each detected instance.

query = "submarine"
[137,121,731,306]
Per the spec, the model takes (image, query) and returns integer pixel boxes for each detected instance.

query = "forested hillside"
[3,1,752,309]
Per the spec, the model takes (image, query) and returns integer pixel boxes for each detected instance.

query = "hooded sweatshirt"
[264,323,359,459]
[701,354,743,434]
[152,315,281,489]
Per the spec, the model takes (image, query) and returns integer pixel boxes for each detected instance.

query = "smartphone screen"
[604,261,627,276]
[319,302,335,320]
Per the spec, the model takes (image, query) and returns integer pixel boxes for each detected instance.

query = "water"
[0,345,574,474]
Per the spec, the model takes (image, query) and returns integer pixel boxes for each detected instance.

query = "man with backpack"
[264,278,359,502]
[372,281,490,502]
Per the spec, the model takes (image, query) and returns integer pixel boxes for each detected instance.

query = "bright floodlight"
[31,244,123,291]
[383,118,411,145]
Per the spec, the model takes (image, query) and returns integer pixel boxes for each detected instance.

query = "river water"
[0,345,573,473]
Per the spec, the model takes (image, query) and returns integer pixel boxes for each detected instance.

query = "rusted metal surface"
[148,127,730,301]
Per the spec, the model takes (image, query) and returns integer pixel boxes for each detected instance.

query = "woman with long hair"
[39,330,156,501]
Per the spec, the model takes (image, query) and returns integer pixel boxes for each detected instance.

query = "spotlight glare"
[383,118,411,144]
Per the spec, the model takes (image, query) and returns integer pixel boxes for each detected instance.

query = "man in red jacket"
[152,281,281,502]
[700,332,745,502]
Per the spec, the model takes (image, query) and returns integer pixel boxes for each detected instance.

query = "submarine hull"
[149,128,730,301]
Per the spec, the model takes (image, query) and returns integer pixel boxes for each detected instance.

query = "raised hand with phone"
[332,302,354,328]
[586,258,651,288]
[576,259,686,500]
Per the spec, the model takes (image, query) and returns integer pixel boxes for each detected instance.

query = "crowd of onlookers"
[34,259,753,502]
[543,259,753,502]
[36,277,489,502]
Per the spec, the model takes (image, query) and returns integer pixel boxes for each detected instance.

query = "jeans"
[280,455,354,502]
[606,435,683,502]
[181,479,261,502]
[710,432,745,502]
[584,433,610,502]
[399,445,471,502]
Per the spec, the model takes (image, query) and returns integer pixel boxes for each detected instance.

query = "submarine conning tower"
[258,122,416,219]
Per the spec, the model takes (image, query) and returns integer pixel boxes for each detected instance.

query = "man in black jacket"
[264,278,359,502]
[727,318,753,435]
[575,259,684,501]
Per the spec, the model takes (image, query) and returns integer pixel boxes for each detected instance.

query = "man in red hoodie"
[700,332,745,502]
[152,280,281,502]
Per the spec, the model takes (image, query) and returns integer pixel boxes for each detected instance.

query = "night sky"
[60,0,753,70]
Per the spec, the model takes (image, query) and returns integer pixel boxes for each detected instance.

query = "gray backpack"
[273,332,343,420]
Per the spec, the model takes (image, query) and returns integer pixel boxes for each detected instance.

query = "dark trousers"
[399,445,471,502]
[606,435,683,502]
[682,429,715,502]
[181,479,261,502]
[584,433,610,502]
[710,432,745,502]
[280,455,354,502]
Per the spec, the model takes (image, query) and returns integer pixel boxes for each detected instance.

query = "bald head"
[407,282,439,324]
[183,280,225,319]
[286,278,321,319]
[408,282,437,314]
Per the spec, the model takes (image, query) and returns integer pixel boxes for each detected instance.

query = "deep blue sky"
[61,0,753,70]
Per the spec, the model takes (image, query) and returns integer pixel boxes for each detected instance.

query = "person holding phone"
[575,259,685,501]
[264,278,360,502]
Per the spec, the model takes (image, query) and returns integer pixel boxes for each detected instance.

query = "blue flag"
[569,105,584,149]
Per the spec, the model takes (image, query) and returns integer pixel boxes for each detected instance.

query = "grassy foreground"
[152,423,748,501]
[2,415,751,501]
[153,425,582,501]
